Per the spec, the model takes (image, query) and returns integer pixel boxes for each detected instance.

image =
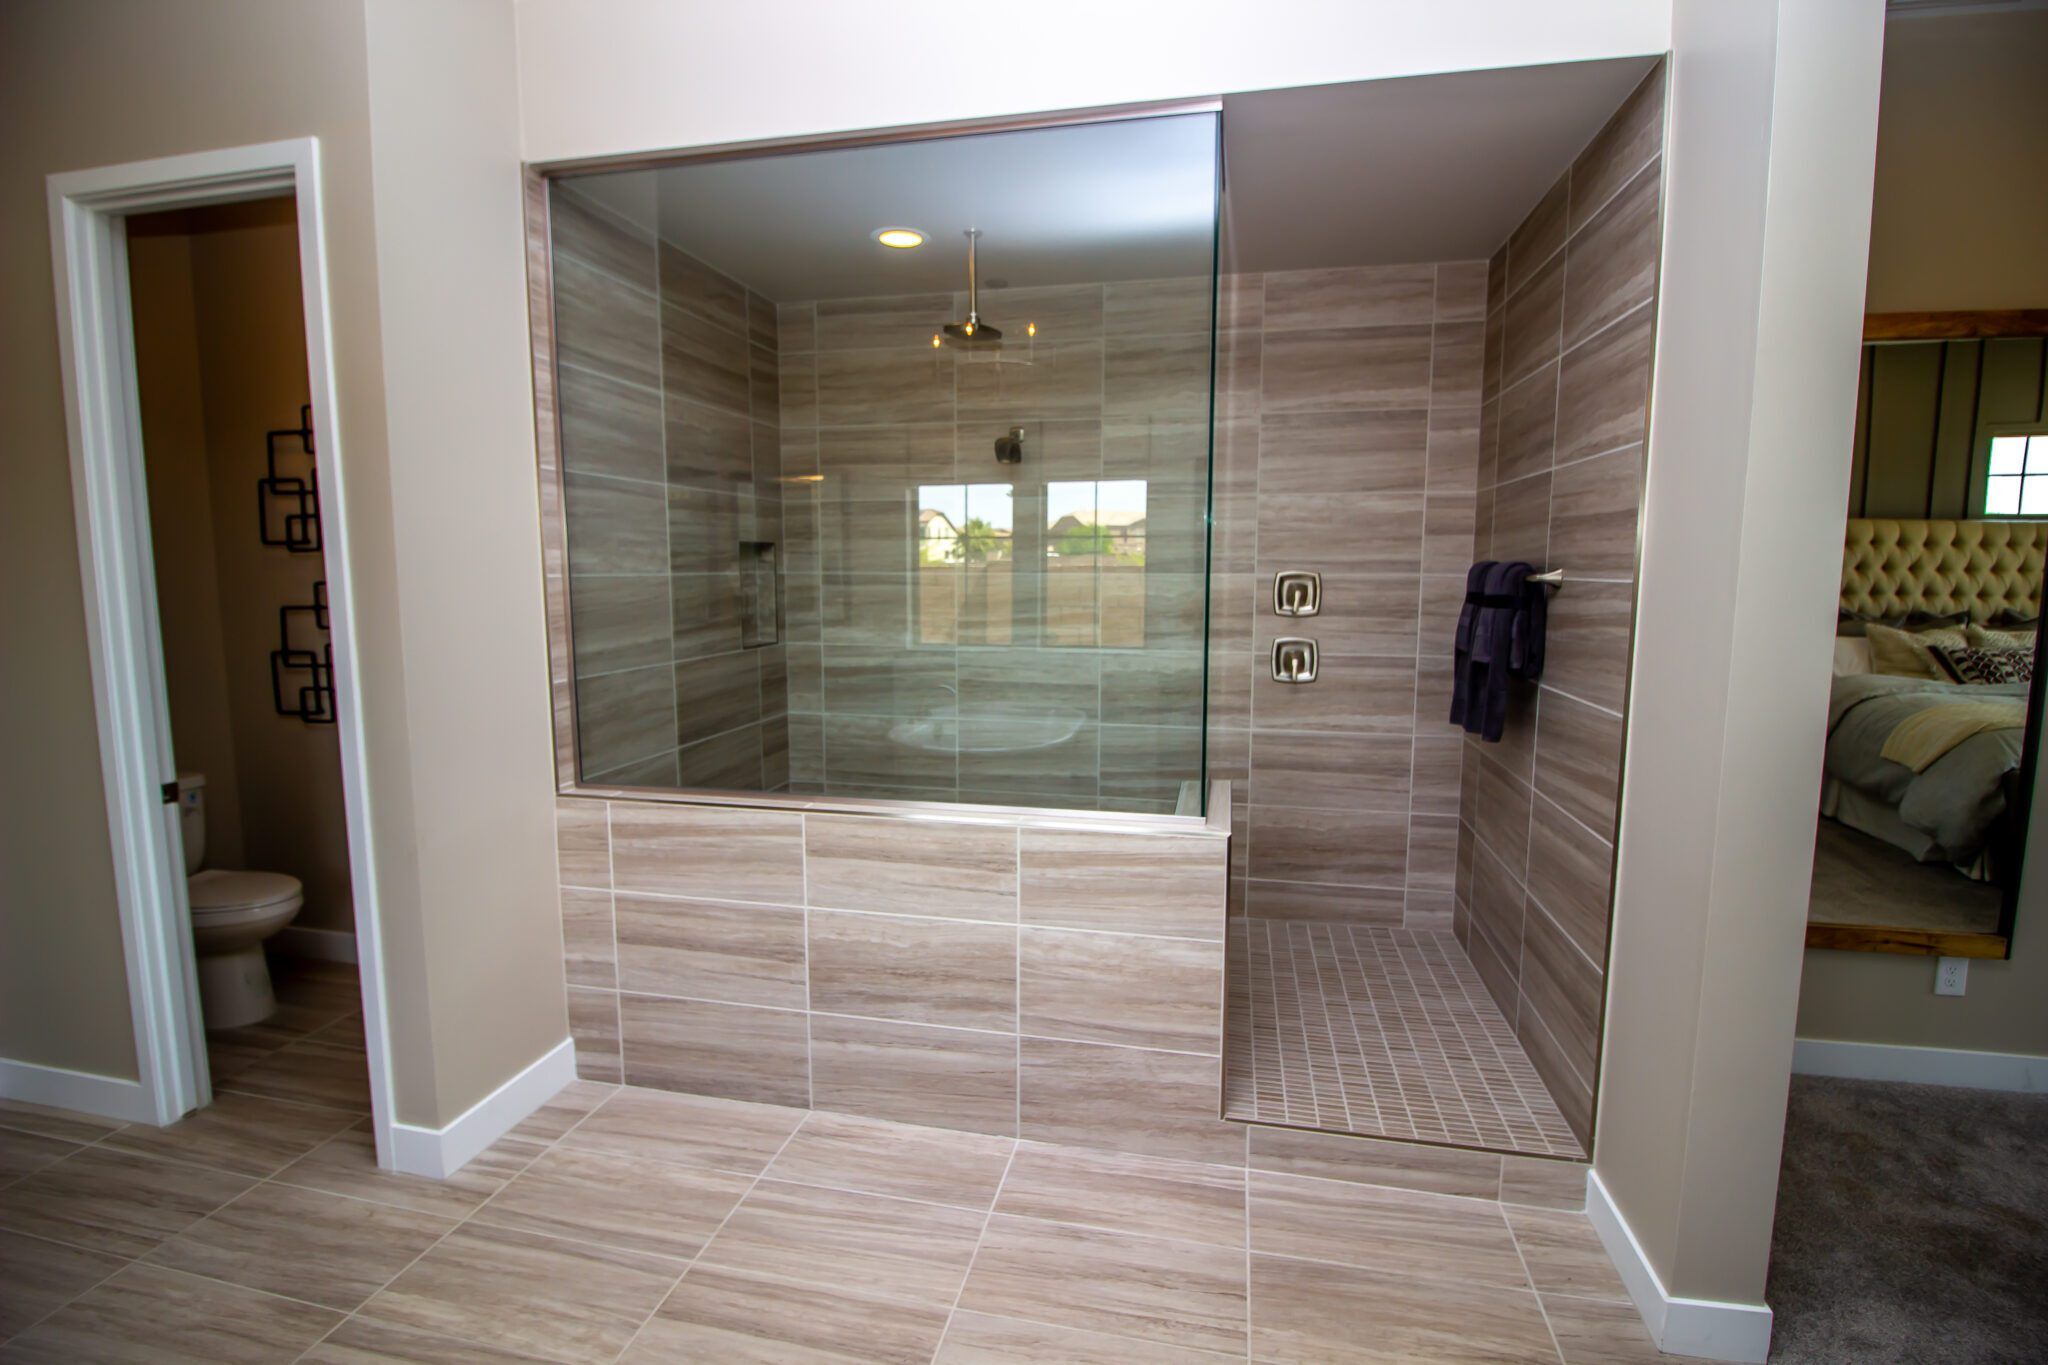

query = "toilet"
[177,773,304,1031]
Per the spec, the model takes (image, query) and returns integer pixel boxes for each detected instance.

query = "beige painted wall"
[515,0,1670,164]
[1,0,565,1130]
[1863,9,2048,313]
[358,0,567,1124]
[131,221,251,877]
[1598,0,1883,1319]
[134,199,358,934]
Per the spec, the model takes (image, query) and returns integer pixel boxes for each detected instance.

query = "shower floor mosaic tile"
[1225,920,1588,1160]
[0,1079,1661,1362]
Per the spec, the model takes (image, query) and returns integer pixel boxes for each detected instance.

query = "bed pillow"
[1866,621,1972,679]
[1836,610,1966,638]
[1934,645,2035,686]
[1966,622,2038,652]
[1831,637,1873,677]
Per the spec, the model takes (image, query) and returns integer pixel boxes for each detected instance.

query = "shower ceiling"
[563,55,1656,301]
[571,113,1220,301]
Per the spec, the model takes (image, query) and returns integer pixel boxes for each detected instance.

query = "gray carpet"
[1768,1074,2048,1363]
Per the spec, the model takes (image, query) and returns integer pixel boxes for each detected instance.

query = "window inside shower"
[541,112,1222,815]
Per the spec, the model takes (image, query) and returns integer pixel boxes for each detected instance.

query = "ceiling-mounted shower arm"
[963,228,982,332]
[939,228,1003,348]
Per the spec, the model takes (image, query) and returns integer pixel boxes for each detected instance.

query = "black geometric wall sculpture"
[257,404,320,554]
[261,406,335,723]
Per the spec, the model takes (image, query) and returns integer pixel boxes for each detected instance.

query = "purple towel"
[1448,561,1493,731]
[1451,560,1547,742]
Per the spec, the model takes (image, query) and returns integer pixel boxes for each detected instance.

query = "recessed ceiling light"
[874,227,925,249]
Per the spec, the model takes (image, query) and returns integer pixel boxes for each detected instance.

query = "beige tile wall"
[554,789,1586,1196]
[555,793,1251,1162]
[1206,261,1488,929]
[775,280,1213,811]
[548,185,790,787]
[1455,64,1666,1147]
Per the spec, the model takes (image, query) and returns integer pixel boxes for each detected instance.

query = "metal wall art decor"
[258,405,334,723]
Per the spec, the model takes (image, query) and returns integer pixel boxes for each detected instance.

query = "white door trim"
[44,138,400,1166]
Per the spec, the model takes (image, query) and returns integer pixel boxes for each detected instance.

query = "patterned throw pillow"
[1866,622,1973,679]
[1966,622,2038,652]
[1933,645,2035,686]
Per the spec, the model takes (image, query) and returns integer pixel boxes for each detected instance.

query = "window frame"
[1981,424,2048,519]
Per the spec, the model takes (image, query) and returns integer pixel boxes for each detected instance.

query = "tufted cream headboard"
[1842,518,2047,624]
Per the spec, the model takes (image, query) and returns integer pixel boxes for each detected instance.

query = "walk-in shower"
[544,111,1222,816]
[532,59,1663,1166]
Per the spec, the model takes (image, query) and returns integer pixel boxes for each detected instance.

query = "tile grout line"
[1504,1201,1572,1363]
[285,1076,575,1361]
[603,1117,809,1363]
[801,813,816,1110]
[605,802,624,1081]
[0,1224,138,1350]
[1014,825,1023,1139]
[927,1140,1021,1363]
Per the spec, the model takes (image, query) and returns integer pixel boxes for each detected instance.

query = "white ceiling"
[569,114,1220,302]
[1221,58,1657,271]
[561,57,1657,302]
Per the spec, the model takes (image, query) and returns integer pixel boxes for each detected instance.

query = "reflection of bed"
[1827,518,2042,879]
[1824,674,2026,875]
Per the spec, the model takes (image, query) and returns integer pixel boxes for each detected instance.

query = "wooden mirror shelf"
[1865,309,2048,341]
[1805,923,2009,959]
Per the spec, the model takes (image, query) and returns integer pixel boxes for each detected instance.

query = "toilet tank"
[176,772,206,875]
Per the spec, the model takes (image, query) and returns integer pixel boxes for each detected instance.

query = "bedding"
[1879,699,2027,774]
[1831,637,1872,678]
[1934,644,2034,686]
[1826,673,2029,867]
[1967,622,2039,652]
[1864,621,1971,679]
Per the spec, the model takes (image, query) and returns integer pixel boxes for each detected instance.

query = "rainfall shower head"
[936,229,1004,349]
[941,319,1003,346]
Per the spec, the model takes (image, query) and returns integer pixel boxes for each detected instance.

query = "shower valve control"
[1273,571,1321,617]
[1270,637,1319,684]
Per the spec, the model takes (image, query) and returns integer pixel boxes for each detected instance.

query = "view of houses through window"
[914,479,1149,647]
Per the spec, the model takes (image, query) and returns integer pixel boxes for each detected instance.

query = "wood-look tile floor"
[0,1096,1662,1358]
[1224,920,1588,1160]
[0,1085,1669,1359]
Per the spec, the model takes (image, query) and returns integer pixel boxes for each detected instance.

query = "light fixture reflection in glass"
[874,227,925,249]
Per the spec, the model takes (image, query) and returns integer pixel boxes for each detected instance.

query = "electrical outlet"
[1935,957,1968,996]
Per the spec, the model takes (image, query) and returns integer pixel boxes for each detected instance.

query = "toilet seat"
[188,868,303,919]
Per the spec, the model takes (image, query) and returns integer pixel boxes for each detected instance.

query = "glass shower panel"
[549,111,1220,814]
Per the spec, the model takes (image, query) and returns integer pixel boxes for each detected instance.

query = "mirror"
[1806,318,2048,958]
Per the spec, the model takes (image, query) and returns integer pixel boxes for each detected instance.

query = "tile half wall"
[554,792,1244,1164]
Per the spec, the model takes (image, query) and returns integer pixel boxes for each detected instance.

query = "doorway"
[45,141,396,1164]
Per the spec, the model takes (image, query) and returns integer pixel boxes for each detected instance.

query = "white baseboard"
[1585,1169,1775,1363]
[272,926,358,964]
[0,1057,160,1125]
[1792,1037,2047,1092]
[387,1037,576,1179]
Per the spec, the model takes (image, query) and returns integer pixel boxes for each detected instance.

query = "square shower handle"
[1273,570,1321,616]
[1270,637,1318,684]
